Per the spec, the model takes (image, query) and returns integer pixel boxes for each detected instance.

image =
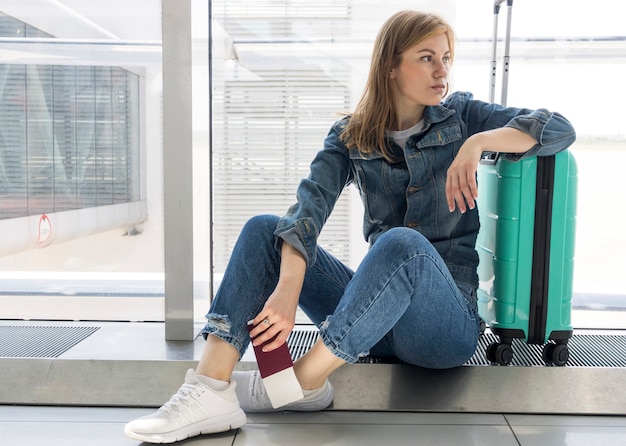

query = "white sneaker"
[232,370,333,413]
[124,369,246,444]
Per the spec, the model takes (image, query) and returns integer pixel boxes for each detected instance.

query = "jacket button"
[407,222,418,228]
[408,186,421,194]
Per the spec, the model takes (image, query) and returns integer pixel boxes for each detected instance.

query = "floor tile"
[0,405,149,422]
[0,407,237,446]
[139,430,239,445]
[0,420,238,446]
[233,423,518,446]
[513,425,626,446]
[1,421,142,446]
[4,405,626,446]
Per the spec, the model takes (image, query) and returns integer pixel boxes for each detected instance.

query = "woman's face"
[390,32,451,110]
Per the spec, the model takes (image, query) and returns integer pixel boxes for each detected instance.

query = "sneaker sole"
[124,409,246,444]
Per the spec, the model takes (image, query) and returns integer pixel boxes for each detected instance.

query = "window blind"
[212,0,355,273]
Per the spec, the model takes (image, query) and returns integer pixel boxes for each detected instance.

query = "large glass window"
[0,3,162,322]
[211,0,625,327]
[0,0,622,328]
[0,13,141,221]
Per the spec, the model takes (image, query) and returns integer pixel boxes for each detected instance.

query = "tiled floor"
[2,405,626,446]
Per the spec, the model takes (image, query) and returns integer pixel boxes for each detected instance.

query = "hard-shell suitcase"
[475,0,577,366]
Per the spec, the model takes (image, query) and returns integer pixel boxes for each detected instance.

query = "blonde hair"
[340,11,455,161]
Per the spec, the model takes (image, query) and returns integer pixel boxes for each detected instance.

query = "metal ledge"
[330,363,626,415]
[1,358,625,415]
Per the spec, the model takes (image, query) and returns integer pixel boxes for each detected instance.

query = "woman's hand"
[249,287,299,352]
[446,128,537,213]
[248,242,306,352]
[446,135,483,213]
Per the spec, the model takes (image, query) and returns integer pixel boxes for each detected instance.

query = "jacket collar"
[423,103,456,126]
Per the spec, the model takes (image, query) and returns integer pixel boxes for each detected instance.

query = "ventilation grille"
[3,325,624,366]
[0,325,100,358]
[287,329,626,367]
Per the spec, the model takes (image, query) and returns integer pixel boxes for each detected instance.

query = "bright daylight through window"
[0,0,623,328]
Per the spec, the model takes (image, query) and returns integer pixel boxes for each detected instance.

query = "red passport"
[247,321,304,408]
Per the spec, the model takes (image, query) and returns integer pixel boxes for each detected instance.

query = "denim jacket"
[275,91,576,288]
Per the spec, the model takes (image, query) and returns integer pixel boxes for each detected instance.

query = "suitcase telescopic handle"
[493,0,510,13]
[483,0,513,165]
[490,0,513,106]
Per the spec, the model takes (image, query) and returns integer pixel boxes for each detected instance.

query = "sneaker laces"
[159,382,205,420]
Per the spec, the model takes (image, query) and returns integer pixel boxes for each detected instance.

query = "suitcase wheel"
[479,319,487,335]
[486,341,513,366]
[542,342,569,366]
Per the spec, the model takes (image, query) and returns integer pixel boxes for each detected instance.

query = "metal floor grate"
[0,325,100,358]
[287,329,626,367]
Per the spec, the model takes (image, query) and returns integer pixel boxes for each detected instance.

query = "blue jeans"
[202,215,479,369]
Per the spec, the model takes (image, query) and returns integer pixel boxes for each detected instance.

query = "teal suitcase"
[476,0,578,366]
[476,151,577,365]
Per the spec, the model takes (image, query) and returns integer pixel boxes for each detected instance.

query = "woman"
[125,10,575,443]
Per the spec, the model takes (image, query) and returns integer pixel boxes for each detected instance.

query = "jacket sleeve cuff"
[504,109,576,161]
[274,218,318,267]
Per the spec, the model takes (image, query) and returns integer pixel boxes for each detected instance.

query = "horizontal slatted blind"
[212,0,355,272]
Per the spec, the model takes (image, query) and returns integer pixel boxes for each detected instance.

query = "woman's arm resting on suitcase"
[445,127,536,213]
